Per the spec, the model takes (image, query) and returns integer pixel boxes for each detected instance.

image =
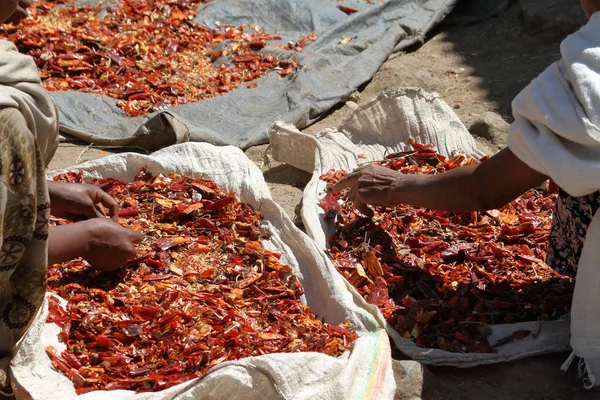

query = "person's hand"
[79,218,142,272]
[5,0,32,24]
[333,164,405,217]
[48,219,142,271]
[48,181,119,221]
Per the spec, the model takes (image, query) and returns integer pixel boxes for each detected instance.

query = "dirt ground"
[47,2,600,399]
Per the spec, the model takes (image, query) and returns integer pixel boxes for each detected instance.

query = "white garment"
[0,40,58,166]
[507,11,600,388]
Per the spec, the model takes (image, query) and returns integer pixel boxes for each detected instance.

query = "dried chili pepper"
[47,167,357,393]
[321,142,574,354]
[1,0,300,116]
[279,33,317,52]
[337,5,359,15]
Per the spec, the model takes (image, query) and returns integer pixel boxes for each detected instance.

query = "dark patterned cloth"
[546,188,600,277]
[0,107,50,354]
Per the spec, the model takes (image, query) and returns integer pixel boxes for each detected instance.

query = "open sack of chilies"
[269,88,572,367]
[10,143,400,399]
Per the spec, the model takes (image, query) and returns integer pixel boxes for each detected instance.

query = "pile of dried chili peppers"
[0,0,298,116]
[46,168,357,394]
[320,140,574,353]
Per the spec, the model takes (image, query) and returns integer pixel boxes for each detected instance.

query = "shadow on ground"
[438,0,584,119]
[420,352,597,400]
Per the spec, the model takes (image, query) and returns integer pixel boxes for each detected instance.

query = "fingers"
[81,199,106,219]
[354,202,374,218]
[129,229,143,244]
[347,184,358,205]
[333,164,372,192]
[95,203,108,218]
[97,191,120,220]
[347,182,373,217]
[104,198,120,221]
[124,229,143,260]
[110,226,141,263]
[89,187,120,220]
[110,220,142,242]
[333,168,372,216]
[123,245,137,260]
[120,223,143,247]
[332,171,359,192]
[81,206,104,220]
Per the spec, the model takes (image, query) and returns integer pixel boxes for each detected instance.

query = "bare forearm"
[47,224,89,266]
[389,149,548,213]
[47,180,65,217]
[46,180,62,209]
[390,166,488,212]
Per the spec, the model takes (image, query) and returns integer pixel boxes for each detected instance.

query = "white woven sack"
[269,88,571,367]
[10,142,399,399]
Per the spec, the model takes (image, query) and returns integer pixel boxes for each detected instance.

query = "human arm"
[48,219,142,272]
[47,181,120,221]
[333,148,548,215]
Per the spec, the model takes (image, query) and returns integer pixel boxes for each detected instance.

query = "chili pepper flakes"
[279,33,317,52]
[46,167,357,394]
[320,141,574,354]
[0,0,296,116]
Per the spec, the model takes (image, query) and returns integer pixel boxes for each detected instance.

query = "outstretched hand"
[48,181,120,221]
[332,164,404,217]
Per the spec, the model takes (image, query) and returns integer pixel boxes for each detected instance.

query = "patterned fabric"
[0,107,50,354]
[546,188,600,277]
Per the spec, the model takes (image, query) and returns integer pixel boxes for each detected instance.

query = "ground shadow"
[263,164,311,186]
[433,1,583,120]
[420,351,598,400]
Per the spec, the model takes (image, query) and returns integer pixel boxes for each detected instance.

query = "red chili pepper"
[205,197,235,211]
[337,5,359,14]
[142,273,172,282]
[152,237,187,251]
[119,205,139,218]
[319,192,341,219]
[61,350,82,369]
[440,242,474,261]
